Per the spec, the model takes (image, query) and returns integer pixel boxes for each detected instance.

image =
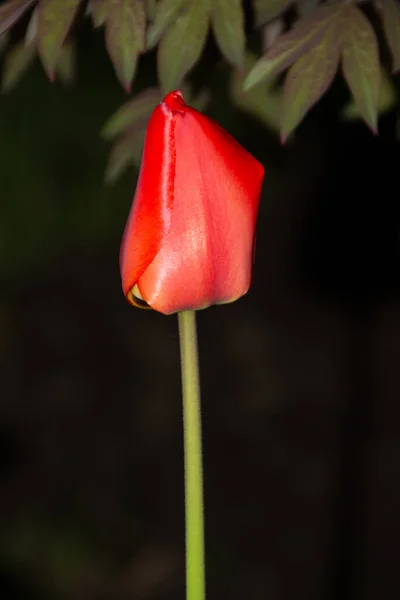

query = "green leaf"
[341,6,380,133]
[252,0,292,27]
[0,0,36,37]
[243,4,343,91]
[105,129,145,183]
[87,0,106,28]
[211,0,245,69]
[342,70,396,121]
[105,0,146,92]
[158,0,209,93]
[381,0,400,73]
[2,41,36,92]
[281,24,341,141]
[24,5,38,46]
[56,39,76,86]
[230,51,281,132]
[38,0,81,80]
[146,0,157,20]
[146,0,186,50]
[102,86,161,138]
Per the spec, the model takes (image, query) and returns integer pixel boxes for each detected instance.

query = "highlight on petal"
[120,90,264,314]
[119,93,179,306]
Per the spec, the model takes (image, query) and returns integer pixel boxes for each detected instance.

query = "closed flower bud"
[120,90,264,315]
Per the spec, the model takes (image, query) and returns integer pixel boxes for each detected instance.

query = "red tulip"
[120,90,264,315]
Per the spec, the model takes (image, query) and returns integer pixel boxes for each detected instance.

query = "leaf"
[56,39,76,86]
[244,4,343,91]
[230,52,281,132]
[38,0,81,80]
[341,6,380,133]
[102,86,161,138]
[146,0,157,21]
[281,24,341,141]
[2,41,36,92]
[87,0,106,28]
[158,0,209,93]
[105,0,146,92]
[211,0,245,69]
[146,0,186,50]
[381,0,400,73]
[105,128,145,183]
[25,6,38,46]
[0,0,36,37]
[252,0,292,27]
[342,70,396,121]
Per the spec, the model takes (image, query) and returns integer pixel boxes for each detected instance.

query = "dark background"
[1,17,400,600]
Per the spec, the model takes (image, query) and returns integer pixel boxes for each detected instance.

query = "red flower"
[120,90,264,315]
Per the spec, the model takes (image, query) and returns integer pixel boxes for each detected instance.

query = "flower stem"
[178,310,205,600]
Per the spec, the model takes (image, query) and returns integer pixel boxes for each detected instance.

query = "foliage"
[0,0,399,180]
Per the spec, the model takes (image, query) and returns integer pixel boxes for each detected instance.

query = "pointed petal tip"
[163,90,186,112]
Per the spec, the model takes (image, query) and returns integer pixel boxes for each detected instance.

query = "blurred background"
[1,12,400,600]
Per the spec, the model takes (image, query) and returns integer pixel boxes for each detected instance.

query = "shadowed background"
[1,18,400,600]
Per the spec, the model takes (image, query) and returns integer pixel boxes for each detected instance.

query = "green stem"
[178,310,205,600]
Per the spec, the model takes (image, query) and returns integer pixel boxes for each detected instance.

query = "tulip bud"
[120,90,264,315]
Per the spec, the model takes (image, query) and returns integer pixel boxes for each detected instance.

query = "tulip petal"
[119,95,180,306]
[137,99,264,314]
